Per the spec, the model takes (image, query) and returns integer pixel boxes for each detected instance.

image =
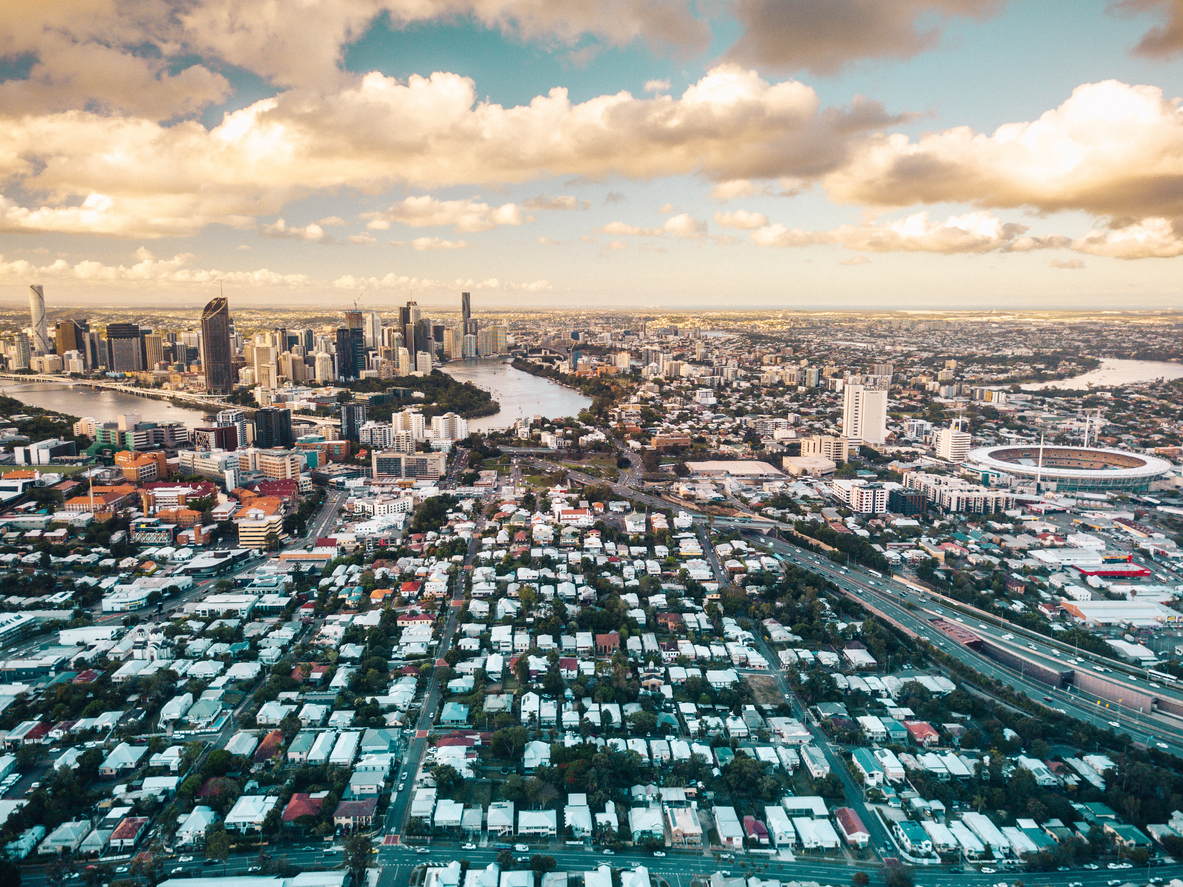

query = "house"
[595,632,620,655]
[224,795,279,834]
[99,743,147,777]
[38,821,89,855]
[714,806,744,849]
[518,809,558,837]
[523,740,551,771]
[837,809,871,849]
[666,806,702,847]
[176,806,219,845]
[282,792,328,824]
[487,800,515,836]
[109,816,149,852]
[628,806,664,843]
[334,798,378,830]
[440,702,469,728]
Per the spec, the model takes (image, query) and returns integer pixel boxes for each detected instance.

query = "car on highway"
[1002,633,1014,640]
[1083,863,1099,870]
[179,856,193,863]
[1158,742,1169,749]
[514,844,530,852]
[1108,720,1120,728]
[602,849,615,855]
[980,868,996,874]
[116,867,130,874]
[462,843,476,850]
[653,851,665,857]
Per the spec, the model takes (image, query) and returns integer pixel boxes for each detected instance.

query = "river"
[441,359,592,432]
[1,380,212,426]
[1023,358,1183,391]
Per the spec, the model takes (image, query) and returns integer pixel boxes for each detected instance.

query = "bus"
[1148,668,1178,685]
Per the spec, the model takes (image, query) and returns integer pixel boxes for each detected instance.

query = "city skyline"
[2,3,1183,309]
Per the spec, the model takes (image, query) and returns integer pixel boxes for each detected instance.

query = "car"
[248,866,263,873]
[398,782,406,791]
[1108,879,1122,885]
[1002,633,1014,640]
[719,872,731,877]
[653,851,666,857]
[462,843,476,850]
[516,856,531,863]
[1108,720,1120,728]
[1044,696,1054,702]
[1083,864,1099,870]
[205,859,218,866]
[179,856,193,863]
[1057,866,1070,872]
[603,849,615,855]
[116,867,130,874]
[980,867,996,874]
[514,844,530,852]
[1107,863,1122,870]
[1069,882,1083,887]
[1157,742,1169,749]
[415,847,428,854]
[949,867,962,874]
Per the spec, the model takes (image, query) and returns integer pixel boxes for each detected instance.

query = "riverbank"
[1021,357,1183,391]
[508,358,626,422]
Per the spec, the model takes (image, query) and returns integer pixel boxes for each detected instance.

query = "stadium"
[964,445,1175,493]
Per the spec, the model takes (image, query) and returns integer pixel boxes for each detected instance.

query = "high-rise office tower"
[344,310,364,330]
[254,408,293,448]
[28,285,49,355]
[842,382,888,446]
[399,301,420,353]
[106,323,145,372]
[364,313,383,350]
[461,291,471,334]
[144,334,164,369]
[55,319,87,359]
[339,402,367,441]
[314,352,335,383]
[335,327,365,379]
[216,409,248,450]
[200,297,234,395]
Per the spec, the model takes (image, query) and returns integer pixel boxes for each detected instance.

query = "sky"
[3,1,1183,312]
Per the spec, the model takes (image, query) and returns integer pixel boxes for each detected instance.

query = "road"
[755,538,1183,755]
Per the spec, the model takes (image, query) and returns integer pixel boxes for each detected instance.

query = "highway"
[753,538,1183,756]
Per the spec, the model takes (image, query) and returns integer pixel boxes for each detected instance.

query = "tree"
[206,826,230,873]
[884,862,914,887]
[496,850,515,870]
[852,873,870,887]
[531,855,557,872]
[345,832,373,886]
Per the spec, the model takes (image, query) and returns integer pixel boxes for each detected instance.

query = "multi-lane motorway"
[753,536,1183,756]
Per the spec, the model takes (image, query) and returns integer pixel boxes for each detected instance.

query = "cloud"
[714,209,770,229]
[522,195,590,211]
[363,196,524,233]
[333,271,549,292]
[1050,258,1085,268]
[390,236,471,250]
[752,210,1066,254]
[537,236,560,245]
[605,192,626,204]
[348,233,378,245]
[1070,217,1183,258]
[259,219,335,243]
[0,66,899,236]
[1113,0,1183,58]
[645,79,671,92]
[599,213,708,238]
[0,248,312,286]
[840,255,871,265]
[601,239,628,254]
[726,0,1007,74]
[827,80,1183,220]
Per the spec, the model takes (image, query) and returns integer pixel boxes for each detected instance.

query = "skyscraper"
[55,319,87,359]
[339,402,366,442]
[335,327,365,380]
[842,382,888,446]
[254,408,293,449]
[28,285,49,355]
[144,334,164,369]
[106,323,145,372]
[461,291,471,334]
[200,297,234,395]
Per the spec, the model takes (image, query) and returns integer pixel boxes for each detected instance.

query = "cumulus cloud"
[714,209,770,229]
[726,0,1006,74]
[1113,0,1183,58]
[333,271,549,291]
[259,219,335,243]
[599,213,708,238]
[1071,217,1183,258]
[0,66,899,236]
[827,80,1183,220]
[752,210,1066,254]
[390,236,471,250]
[522,195,590,211]
[645,79,671,92]
[363,196,524,233]
[0,248,312,286]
